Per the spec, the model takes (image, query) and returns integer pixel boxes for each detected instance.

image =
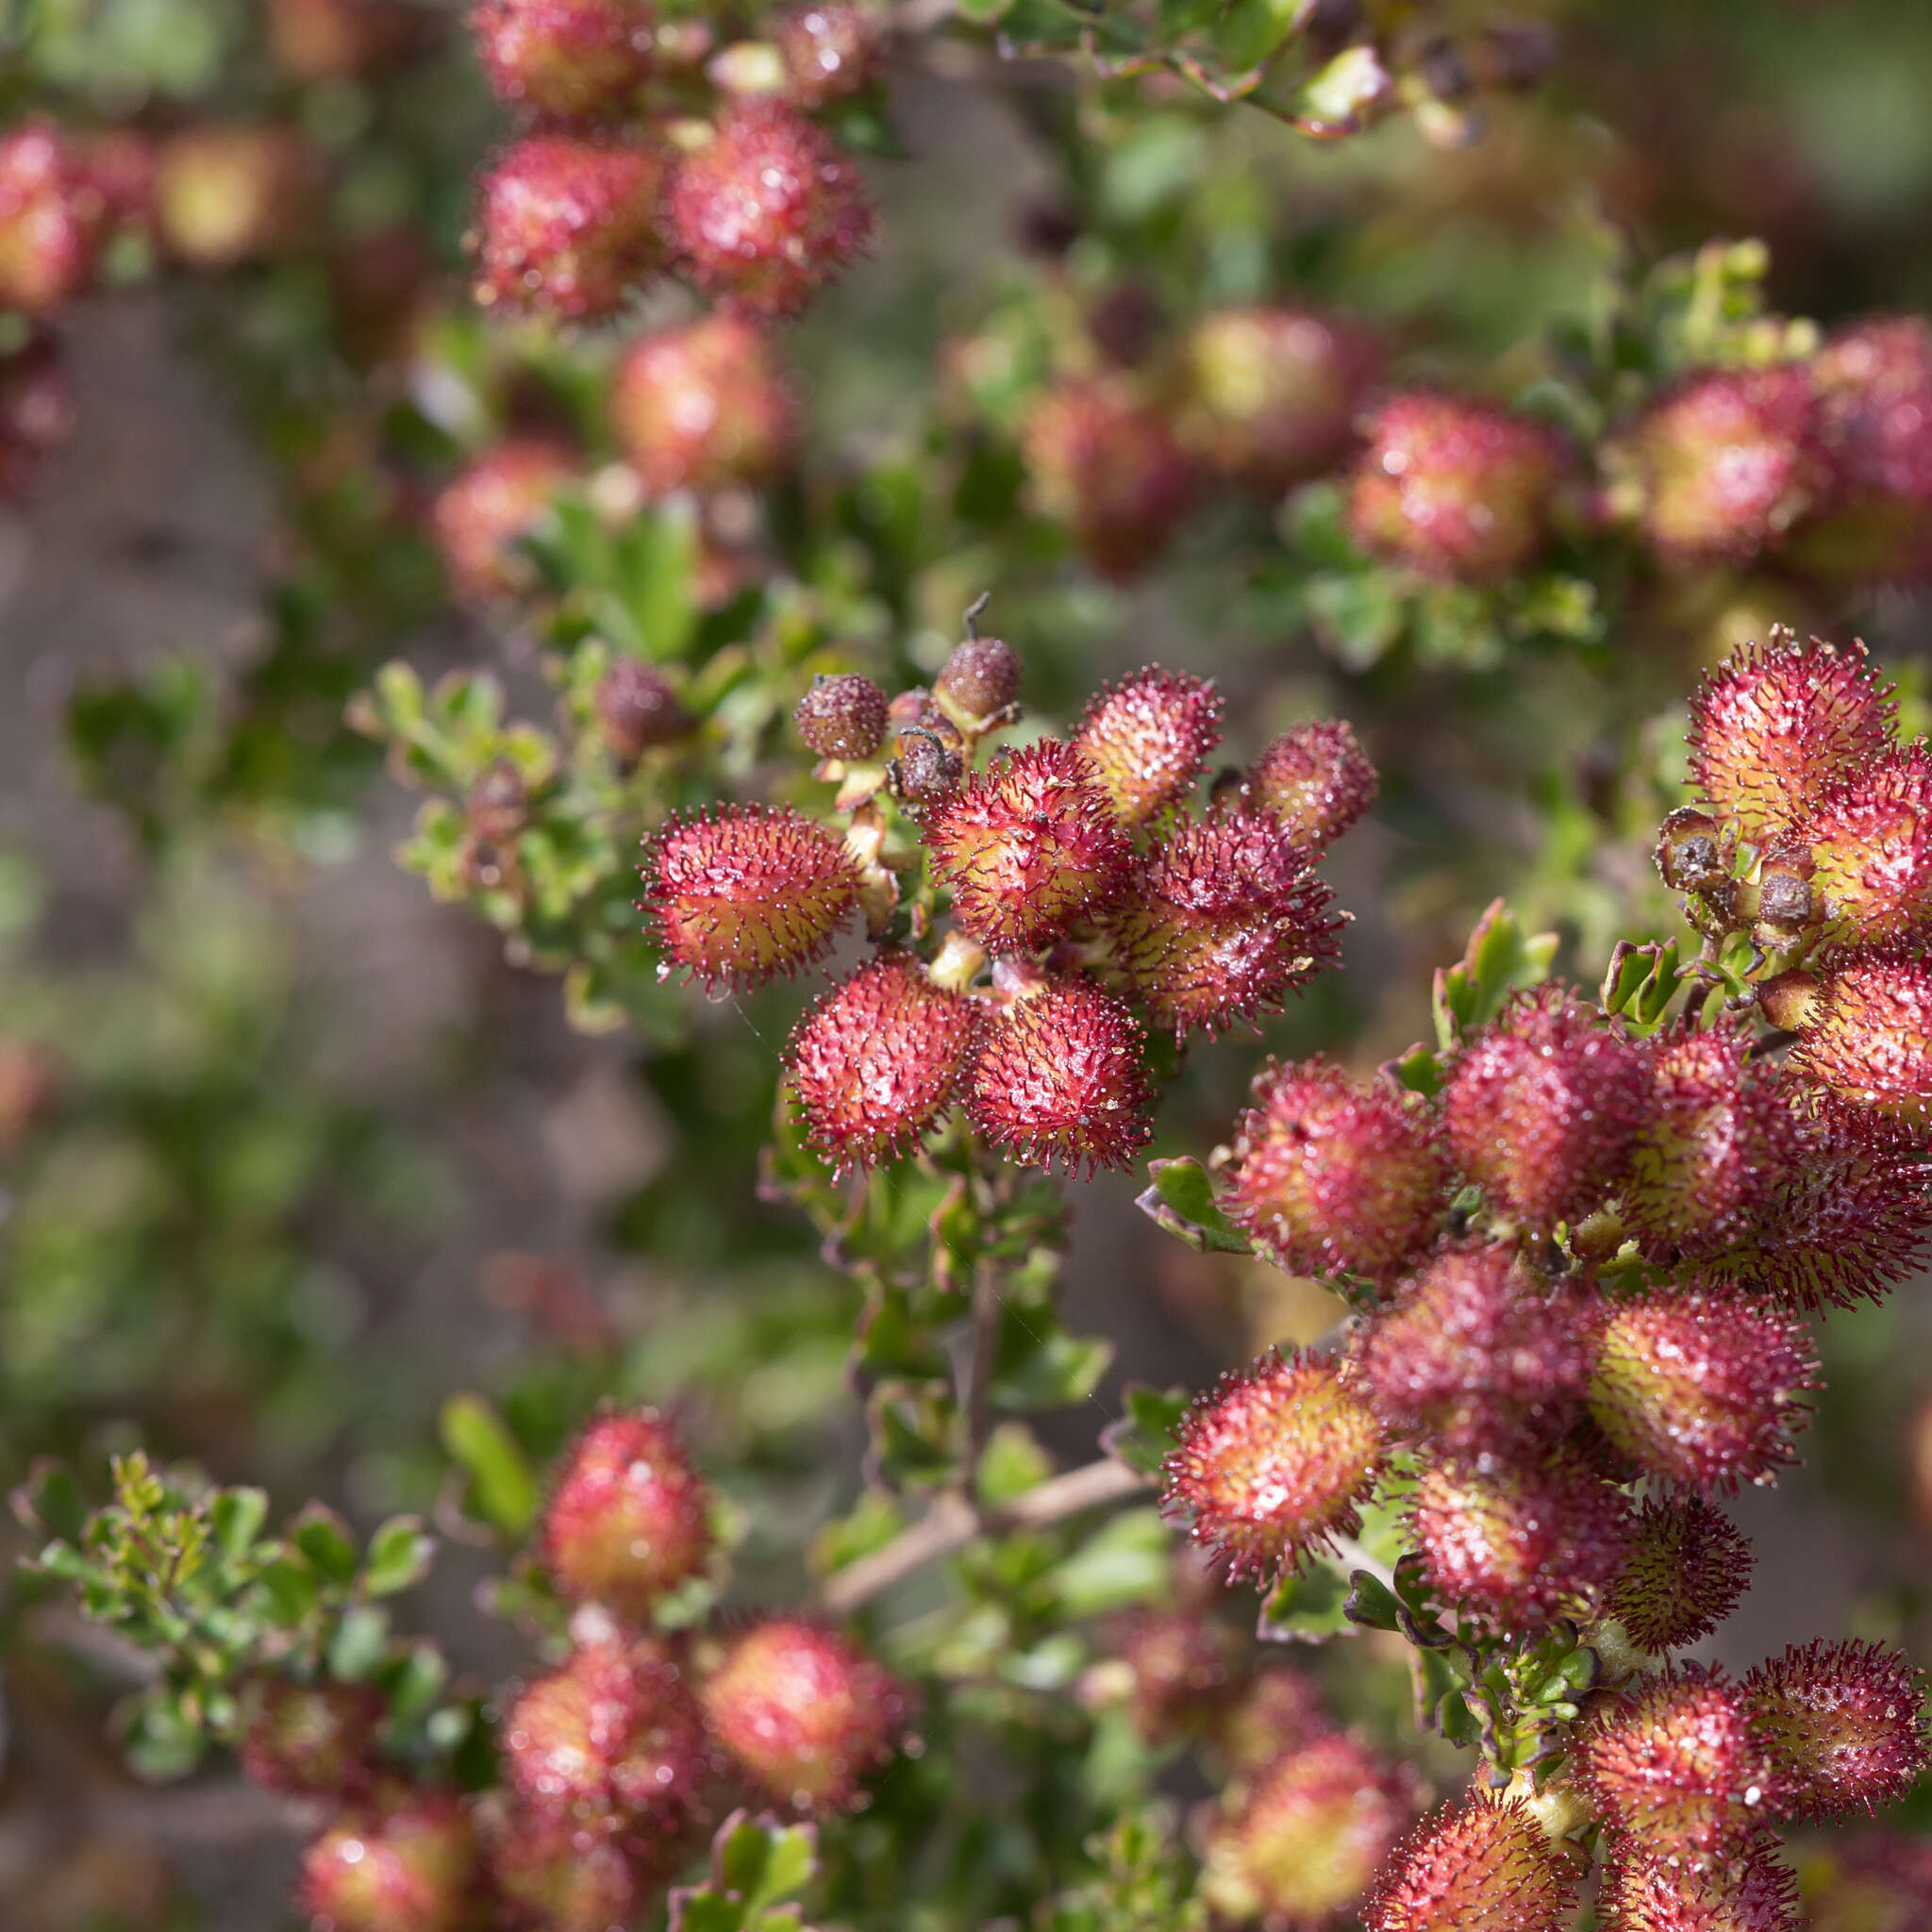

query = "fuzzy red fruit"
[1180,306,1375,496]
[1624,1018,1803,1260]
[924,741,1128,951]
[542,1409,713,1618]
[643,803,858,990]
[1408,1451,1633,1632]
[1162,1348,1385,1586]
[596,658,691,758]
[1095,1608,1244,1743]
[0,335,74,501]
[933,634,1021,724]
[965,975,1153,1174]
[1221,1058,1450,1284]
[775,3,885,106]
[610,313,795,496]
[794,673,889,760]
[1606,1497,1754,1655]
[475,133,671,321]
[1199,1733,1417,1930]
[1346,391,1564,582]
[1687,633,1895,848]
[1599,1840,1800,1932]
[1443,985,1644,1232]
[1608,366,1827,567]
[1576,1666,1774,1859]
[241,1677,385,1798]
[1744,1640,1930,1820]
[1350,1241,1591,1455]
[787,955,974,1171]
[156,125,312,268]
[1588,1287,1818,1496]
[1788,956,1932,1132]
[432,441,577,602]
[1362,1792,1575,1932]
[485,1800,660,1932]
[1786,742,1932,953]
[1222,1665,1336,1773]
[1020,376,1197,579]
[299,1788,480,1932]
[1244,722,1378,854]
[666,102,873,318]
[0,121,104,313]
[701,1619,909,1810]
[1071,668,1223,827]
[472,0,656,118]
[501,1640,711,1838]
[1107,812,1342,1041]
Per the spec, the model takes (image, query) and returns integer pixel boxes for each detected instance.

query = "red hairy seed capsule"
[923,740,1128,951]
[475,133,671,321]
[1222,1665,1336,1774]
[1198,1732,1418,1930]
[965,974,1154,1174]
[0,334,75,502]
[786,955,975,1172]
[1071,667,1223,827]
[794,674,890,760]
[1599,1840,1800,1932]
[596,658,691,759]
[1106,811,1343,1041]
[431,440,577,603]
[242,1678,385,1798]
[665,101,874,319]
[1161,1348,1386,1586]
[1744,1640,1930,1820]
[501,1640,712,1835]
[1221,1057,1451,1284]
[1180,305,1376,496]
[1802,1830,1932,1932]
[1245,722,1378,854]
[1020,376,1198,580]
[1349,1241,1591,1455]
[775,3,885,106]
[299,1788,480,1932]
[1686,633,1895,848]
[1345,391,1565,583]
[641,803,858,990]
[1442,984,1645,1233]
[0,121,104,313]
[1091,1607,1244,1743]
[1362,1791,1575,1932]
[701,1619,910,1810]
[1607,366,1828,567]
[1576,1666,1774,1858]
[1788,956,1932,1132]
[1606,1497,1754,1654]
[1588,1287,1818,1497]
[610,312,796,497]
[934,633,1021,724]
[156,125,312,268]
[1624,1018,1803,1261]
[484,1800,659,1932]
[542,1408,713,1618]
[471,0,656,119]
[1785,743,1932,952]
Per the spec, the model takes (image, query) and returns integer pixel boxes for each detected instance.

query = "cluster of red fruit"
[637,631,1374,1175]
[248,1408,907,1932]
[1154,631,1932,1927]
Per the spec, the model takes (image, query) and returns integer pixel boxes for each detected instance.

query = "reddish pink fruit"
[1221,1665,1336,1773]
[542,1409,713,1619]
[595,658,691,758]
[299,1787,480,1932]
[156,125,313,268]
[1442,985,1644,1232]
[1071,668,1223,827]
[1162,1348,1386,1587]
[1744,1640,1930,1820]
[924,740,1128,951]
[1244,722,1378,854]
[1609,366,1828,567]
[666,102,873,318]
[431,441,578,603]
[610,313,795,496]
[1020,376,1198,579]
[242,1677,385,1798]
[0,121,105,313]
[475,133,671,321]
[794,674,889,760]
[1788,742,1932,953]
[1362,1791,1575,1932]
[1107,810,1342,1041]
[1098,1608,1244,1743]
[775,3,886,106]
[1346,391,1565,582]
[933,633,1022,724]
[1598,1840,1800,1932]
[1606,1497,1754,1655]
[965,974,1154,1174]
[1221,1058,1451,1285]
[701,1619,910,1810]
[786,955,975,1171]
[1788,955,1932,1132]
[485,1800,663,1932]
[472,0,656,118]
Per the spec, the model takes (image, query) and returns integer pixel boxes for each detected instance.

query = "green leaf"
[1257,1556,1354,1642]
[256,1554,322,1625]
[1046,1508,1171,1619]
[977,1423,1055,1507]
[327,1603,391,1681]
[956,0,1013,21]
[291,1505,359,1587]
[1341,1569,1404,1632]
[440,1394,540,1538]
[1432,898,1559,1048]
[1135,1158,1252,1255]
[12,1459,88,1542]
[210,1487,269,1561]
[362,1516,435,1598]
[1100,1384,1191,1479]
[1386,1041,1444,1098]
[616,505,698,662]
